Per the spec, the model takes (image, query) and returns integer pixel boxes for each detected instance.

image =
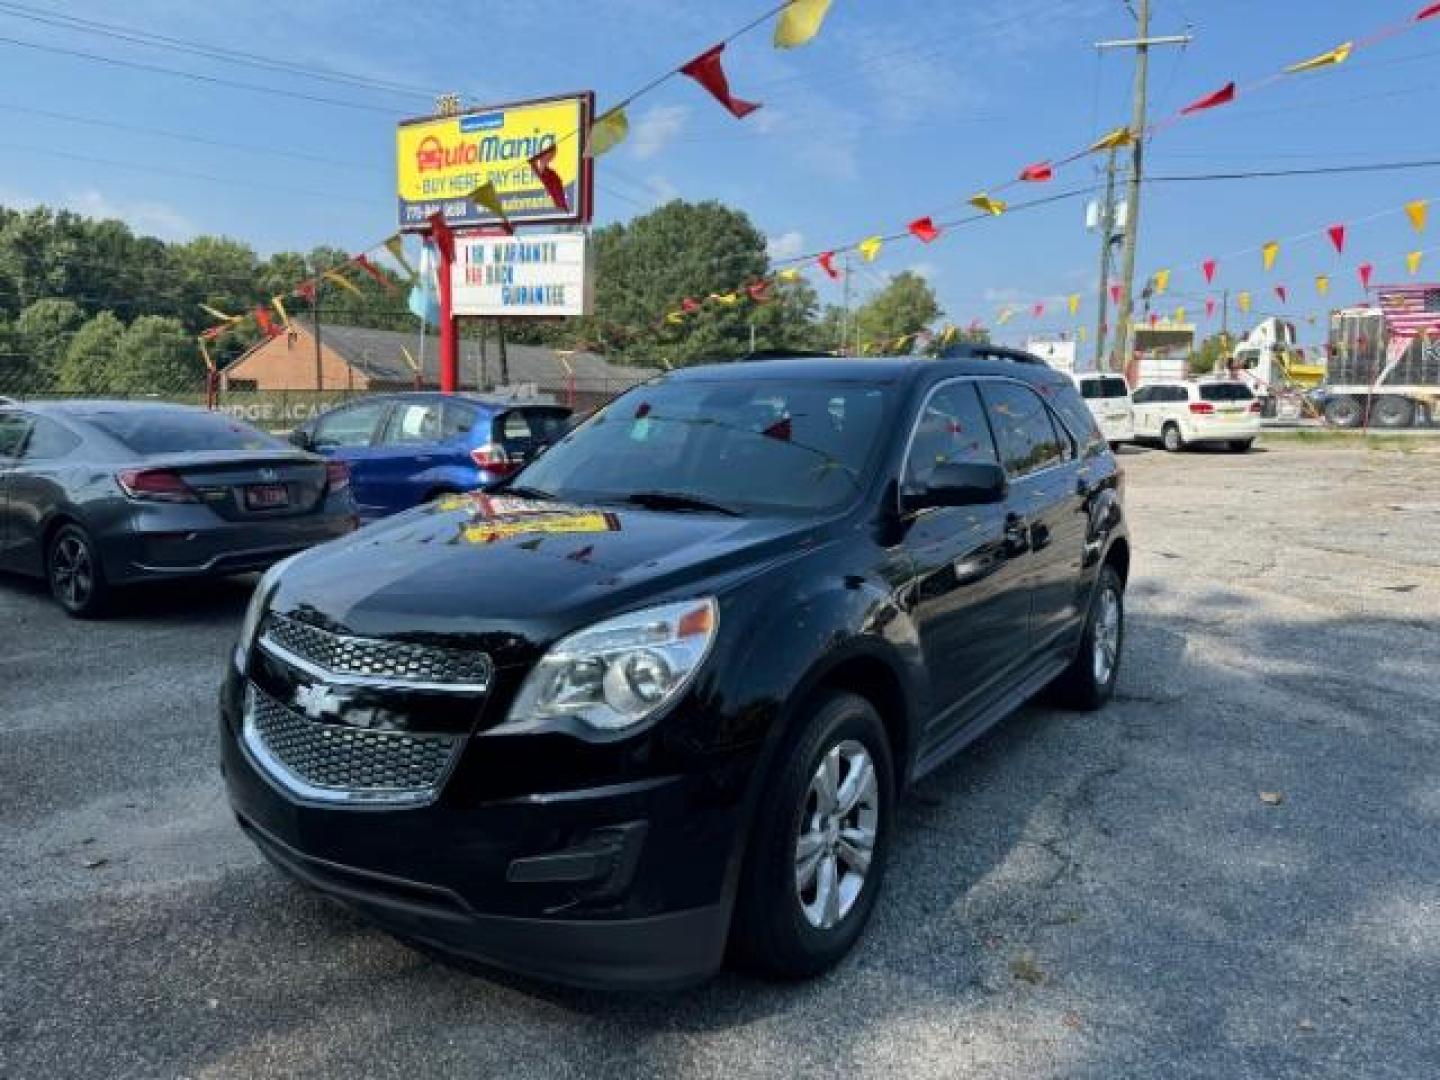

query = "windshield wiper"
[497,484,555,501]
[621,490,742,517]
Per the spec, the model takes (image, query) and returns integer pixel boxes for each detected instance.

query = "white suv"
[1131,379,1262,452]
[1072,373,1134,448]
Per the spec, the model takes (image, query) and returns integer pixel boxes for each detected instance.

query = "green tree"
[1189,333,1234,376]
[14,298,86,391]
[112,315,202,393]
[853,271,943,352]
[56,311,125,393]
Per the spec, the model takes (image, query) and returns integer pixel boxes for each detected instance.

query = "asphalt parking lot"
[3,441,1438,1079]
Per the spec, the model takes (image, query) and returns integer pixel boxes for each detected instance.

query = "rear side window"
[904,381,997,489]
[493,408,571,455]
[980,382,1073,477]
[85,410,280,455]
[23,416,81,460]
[441,401,478,440]
[1046,382,1106,460]
[1199,383,1254,402]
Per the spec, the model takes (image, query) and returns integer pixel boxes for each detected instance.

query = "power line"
[1148,158,1440,182]
[0,1,442,100]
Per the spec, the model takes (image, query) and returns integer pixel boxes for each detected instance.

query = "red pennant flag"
[1181,82,1236,115]
[1327,225,1346,254]
[1419,3,1440,19]
[253,304,279,338]
[746,280,772,303]
[1202,259,1217,284]
[294,280,317,304]
[679,43,760,119]
[1358,262,1374,288]
[1275,285,1288,303]
[908,216,940,243]
[354,254,399,294]
[681,298,700,313]
[1206,298,1216,318]
[818,251,841,279]
[1019,161,1053,182]
[1149,312,1159,327]
[527,145,569,212]
[1109,283,1122,304]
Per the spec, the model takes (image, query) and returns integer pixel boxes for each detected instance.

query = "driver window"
[903,381,997,490]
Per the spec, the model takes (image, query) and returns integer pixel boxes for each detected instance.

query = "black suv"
[220,352,1129,988]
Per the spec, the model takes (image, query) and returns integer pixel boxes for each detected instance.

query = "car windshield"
[1081,377,1129,400]
[84,409,284,455]
[512,377,894,515]
[1199,383,1254,402]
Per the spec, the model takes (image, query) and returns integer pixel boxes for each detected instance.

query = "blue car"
[289,393,571,519]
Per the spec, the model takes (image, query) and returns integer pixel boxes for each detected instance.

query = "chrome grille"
[243,685,458,804]
[260,612,492,690]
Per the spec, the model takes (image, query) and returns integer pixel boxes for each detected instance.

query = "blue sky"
[2,0,1437,348]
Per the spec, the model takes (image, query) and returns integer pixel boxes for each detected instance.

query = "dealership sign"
[451,233,592,318]
[396,93,594,230]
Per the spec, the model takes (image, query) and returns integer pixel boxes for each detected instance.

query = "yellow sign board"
[396,93,593,230]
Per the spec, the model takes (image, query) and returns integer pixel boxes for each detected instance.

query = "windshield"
[1080,377,1129,400]
[85,409,284,455]
[512,377,894,515]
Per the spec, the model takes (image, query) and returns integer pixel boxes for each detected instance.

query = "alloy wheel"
[795,739,879,930]
[1092,584,1121,686]
[51,534,93,609]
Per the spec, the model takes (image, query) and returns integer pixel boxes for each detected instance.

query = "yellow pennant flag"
[399,345,421,374]
[857,235,884,262]
[665,311,685,325]
[709,292,739,306]
[1237,291,1252,314]
[777,268,802,283]
[1285,41,1353,74]
[383,233,415,279]
[774,0,833,48]
[1406,199,1429,234]
[468,181,511,227]
[1089,126,1133,153]
[197,339,215,373]
[968,193,1007,216]
[271,296,291,329]
[1067,293,1080,316]
[323,269,362,295]
[1262,241,1280,272]
[1315,274,1330,297]
[1174,306,1187,324]
[940,324,958,345]
[1077,325,1088,343]
[997,308,1014,325]
[1154,268,1171,295]
[1407,251,1424,276]
[586,107,629,157]
[199,303,238,323]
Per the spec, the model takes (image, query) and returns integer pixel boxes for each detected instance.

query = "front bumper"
[218,665,747,989]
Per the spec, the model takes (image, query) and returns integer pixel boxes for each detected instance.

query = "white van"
[1131,379,1262,452]
[1071,373,1134,448]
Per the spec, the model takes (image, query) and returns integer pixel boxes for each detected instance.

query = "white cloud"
[630,105,690,161]
[766,230,806,260]
[0,186,195,240]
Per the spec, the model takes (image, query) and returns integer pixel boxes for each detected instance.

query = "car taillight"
[471,443,517,474]
[324,460,350,492]
[1249,400,1263,413]
[1189,402,1215,415]
[116,468,198,503]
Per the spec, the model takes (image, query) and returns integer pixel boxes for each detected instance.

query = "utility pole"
[840,252,853,356]
[1097,5,1191,380]
[1092,148,1119,370]
[310,279,324,392]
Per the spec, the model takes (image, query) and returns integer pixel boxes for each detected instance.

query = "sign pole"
[428,212,458,394]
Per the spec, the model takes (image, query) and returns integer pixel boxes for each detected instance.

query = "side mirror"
[903,462,1008,513]
[287,428,313,450]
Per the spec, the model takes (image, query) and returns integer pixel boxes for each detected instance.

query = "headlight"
[505,598,718,733]
[234,554,300,669]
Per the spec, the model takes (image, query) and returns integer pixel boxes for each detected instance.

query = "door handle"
[1003,512,1030,555]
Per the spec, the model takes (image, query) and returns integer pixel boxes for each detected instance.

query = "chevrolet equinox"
[220,350,1130,988]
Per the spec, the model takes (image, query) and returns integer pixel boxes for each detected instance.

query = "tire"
[1371,396,1415,429]
[1161,423,1184,452]
[731,691,894,980]
[1324,395,1363,429]
[47,523,110,618]
[1227,439,1254,453]
[1049,564,1124,710]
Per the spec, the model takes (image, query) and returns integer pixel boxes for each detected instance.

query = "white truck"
[1229,317,1326,418]
[1026,337,1078,373]
[1313,305,1440,428]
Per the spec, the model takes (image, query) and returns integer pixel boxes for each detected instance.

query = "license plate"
[244,483,290,510]
[1219,406,1242,415]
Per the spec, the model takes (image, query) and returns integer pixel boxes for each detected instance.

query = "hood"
[269,492,821,656]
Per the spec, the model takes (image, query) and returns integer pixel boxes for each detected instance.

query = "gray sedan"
[0,400,358,616]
